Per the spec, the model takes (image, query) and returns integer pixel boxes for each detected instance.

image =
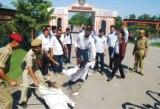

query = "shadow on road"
[12,86,49,109]
[122,89,160,109]
[122,64,133,73]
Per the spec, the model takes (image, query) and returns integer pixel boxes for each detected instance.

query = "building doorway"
[57,17,62,29]
[101,20,106,34]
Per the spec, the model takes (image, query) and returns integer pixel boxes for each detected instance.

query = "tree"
[0,21,17,47]
[69,12,92,26]
[115,16,122,29]
[151,15,158,21]
[13,0,53,48]
[138,14,151,20]
[129,14,136,20]
[0,3,2,7]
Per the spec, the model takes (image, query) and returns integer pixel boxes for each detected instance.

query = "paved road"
[12,36,160,109]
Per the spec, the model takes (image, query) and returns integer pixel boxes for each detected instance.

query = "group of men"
[0,24,149,109]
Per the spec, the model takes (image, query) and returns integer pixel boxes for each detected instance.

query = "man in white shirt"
[64,28,72,63]
[107,25,117,69]
[107,29,126,81]
[51,29,68,74]
[75,27,96,63]
[37,25,52,76]
[94,29,107,74]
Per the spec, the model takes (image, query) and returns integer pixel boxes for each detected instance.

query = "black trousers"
[94,53,104,71]
[76,47,89,63]
[108,47,114,69]
[41,53,49,75]
[109,54,125,78]
[52,55,63,73]
[66,44,72,63]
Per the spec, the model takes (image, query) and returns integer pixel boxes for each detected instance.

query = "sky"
[0,0,160,18]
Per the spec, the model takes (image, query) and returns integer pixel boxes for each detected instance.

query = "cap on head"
[139,30,145,34]
[9,33,22,43]
[31,39,42,47]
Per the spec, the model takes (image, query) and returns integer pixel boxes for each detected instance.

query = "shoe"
[93,67,97,71]
[88,73,92,76]
[18,101,27,107]
[100,70,104,75]
[107,77,113,81]
[139,70,144,76]
[71,92,78,96]
[132,68,137,72]
[101,72,104,75]
[116,76,125,79]
[140,73,144,76]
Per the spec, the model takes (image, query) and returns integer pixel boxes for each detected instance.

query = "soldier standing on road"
[133,30,149,76]
[0,33,22,109]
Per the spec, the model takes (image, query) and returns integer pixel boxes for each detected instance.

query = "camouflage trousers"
[134,50,145,72]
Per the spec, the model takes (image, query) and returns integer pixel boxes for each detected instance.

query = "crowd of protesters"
[0,23,149,109]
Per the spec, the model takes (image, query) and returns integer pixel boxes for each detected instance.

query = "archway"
[50,1,118,34]
[57,17,62,29]
[101,20,106,34]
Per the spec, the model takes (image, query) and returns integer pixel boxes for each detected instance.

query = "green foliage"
[127,14,160,35]
[115,16,122,29]
[0,21,17,47]
[151,15,158,21]
[8,49,27,79]
[0,2,2,7]
[151,42,160,47]
[138,14,151,20]
[13,0,53,49]
[129,14,136,20]
[69,12,92,26]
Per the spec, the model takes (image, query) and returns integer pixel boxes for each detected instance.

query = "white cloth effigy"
[39,85,75,109]
[63,61,95,82]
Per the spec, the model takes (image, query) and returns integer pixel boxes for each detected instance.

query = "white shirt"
[63,61,95,82]
[74,31,84,48]
[111,41,119,58]
[37,33,52,52]
[51,36,63,55]
[64,33,72,44]
[123,27,129,43]
[39,85,75,109]
[75,33,96,60]
[95,35,107,53]
[50,31,56,37]
[107,31,118,48]
[60,34,66,45]
[91,30,96,38]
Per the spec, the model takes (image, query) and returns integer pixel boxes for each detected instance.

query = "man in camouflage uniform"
[0,33,22,109]
[133,30,149,76]
[19,39,46,105]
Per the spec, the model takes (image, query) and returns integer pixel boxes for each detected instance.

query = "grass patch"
[8,49,27,79]
[150,42,160,47]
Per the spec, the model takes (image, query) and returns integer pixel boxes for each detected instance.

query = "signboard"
[71,6,92,11]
